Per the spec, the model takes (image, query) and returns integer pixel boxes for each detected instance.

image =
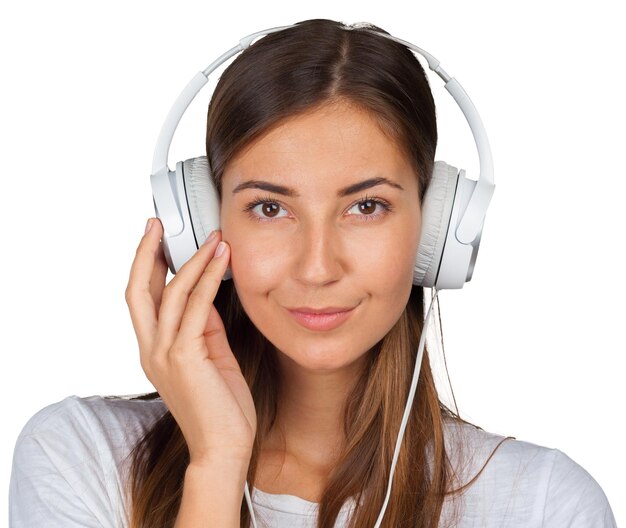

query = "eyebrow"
[231,176,404,198]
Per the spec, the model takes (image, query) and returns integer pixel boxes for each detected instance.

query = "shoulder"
[10,394,168,528]
[543,448,617,526]
[440,417,617,527]
[14,393,168,465]
[17,393,168,434]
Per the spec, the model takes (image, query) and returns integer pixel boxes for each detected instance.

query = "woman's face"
[220,102,421,373]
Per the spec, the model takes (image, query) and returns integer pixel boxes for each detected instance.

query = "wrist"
[187,455,251,481]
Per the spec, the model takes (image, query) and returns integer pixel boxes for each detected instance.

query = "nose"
[294,222,345,286]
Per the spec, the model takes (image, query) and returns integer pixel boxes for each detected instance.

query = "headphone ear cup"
[182,155,233,281]
[413,161,459,287]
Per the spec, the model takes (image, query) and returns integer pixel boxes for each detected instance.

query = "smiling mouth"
[286,306,356,314]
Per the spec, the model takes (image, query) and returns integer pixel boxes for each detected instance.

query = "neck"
[266,349,369,467]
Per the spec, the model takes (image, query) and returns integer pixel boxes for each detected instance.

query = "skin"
[219,100,422,499]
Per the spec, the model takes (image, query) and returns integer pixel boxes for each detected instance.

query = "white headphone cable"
[244,479,257,528]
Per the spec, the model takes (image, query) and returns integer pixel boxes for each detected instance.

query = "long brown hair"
[123,19,512,527]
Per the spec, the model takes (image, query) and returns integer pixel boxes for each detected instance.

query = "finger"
[154,230,225,352]
[150,239,169,313]
[176,240,231,349]
[125,218,164,355]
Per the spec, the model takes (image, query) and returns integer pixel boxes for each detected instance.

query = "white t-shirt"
[9,394,617,527]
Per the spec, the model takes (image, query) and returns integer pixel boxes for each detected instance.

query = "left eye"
[346,199,392,220]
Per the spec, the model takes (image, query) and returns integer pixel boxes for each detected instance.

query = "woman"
[9,18,616,528]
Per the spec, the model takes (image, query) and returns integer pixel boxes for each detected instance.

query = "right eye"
[243,195,290,223]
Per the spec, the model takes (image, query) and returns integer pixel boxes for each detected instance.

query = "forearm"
[174,459,250,528]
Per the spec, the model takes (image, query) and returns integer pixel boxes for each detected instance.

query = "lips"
[287,306,355,314]
[286,305,357,331]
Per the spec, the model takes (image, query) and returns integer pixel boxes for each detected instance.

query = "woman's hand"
[125,218,256,465]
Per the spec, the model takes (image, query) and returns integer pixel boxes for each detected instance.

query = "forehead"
[222,103,418,195]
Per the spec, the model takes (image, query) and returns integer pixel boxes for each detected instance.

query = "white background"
[1,0,623,524]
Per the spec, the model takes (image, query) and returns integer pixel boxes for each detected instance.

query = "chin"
[275,340,369,373]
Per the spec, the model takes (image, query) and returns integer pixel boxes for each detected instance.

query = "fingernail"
[144,218,153,234]
[214,241,226,258]
[203,230,218,245]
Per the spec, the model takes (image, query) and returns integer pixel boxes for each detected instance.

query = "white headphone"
[150,23,495,291]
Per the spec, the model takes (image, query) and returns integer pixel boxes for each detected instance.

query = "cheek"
[227,232,285,287]
[361,229,417,348]
[221,207,280,285]
[365,216,420,290]
[367,248,414,325]
[225,230,288,327]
